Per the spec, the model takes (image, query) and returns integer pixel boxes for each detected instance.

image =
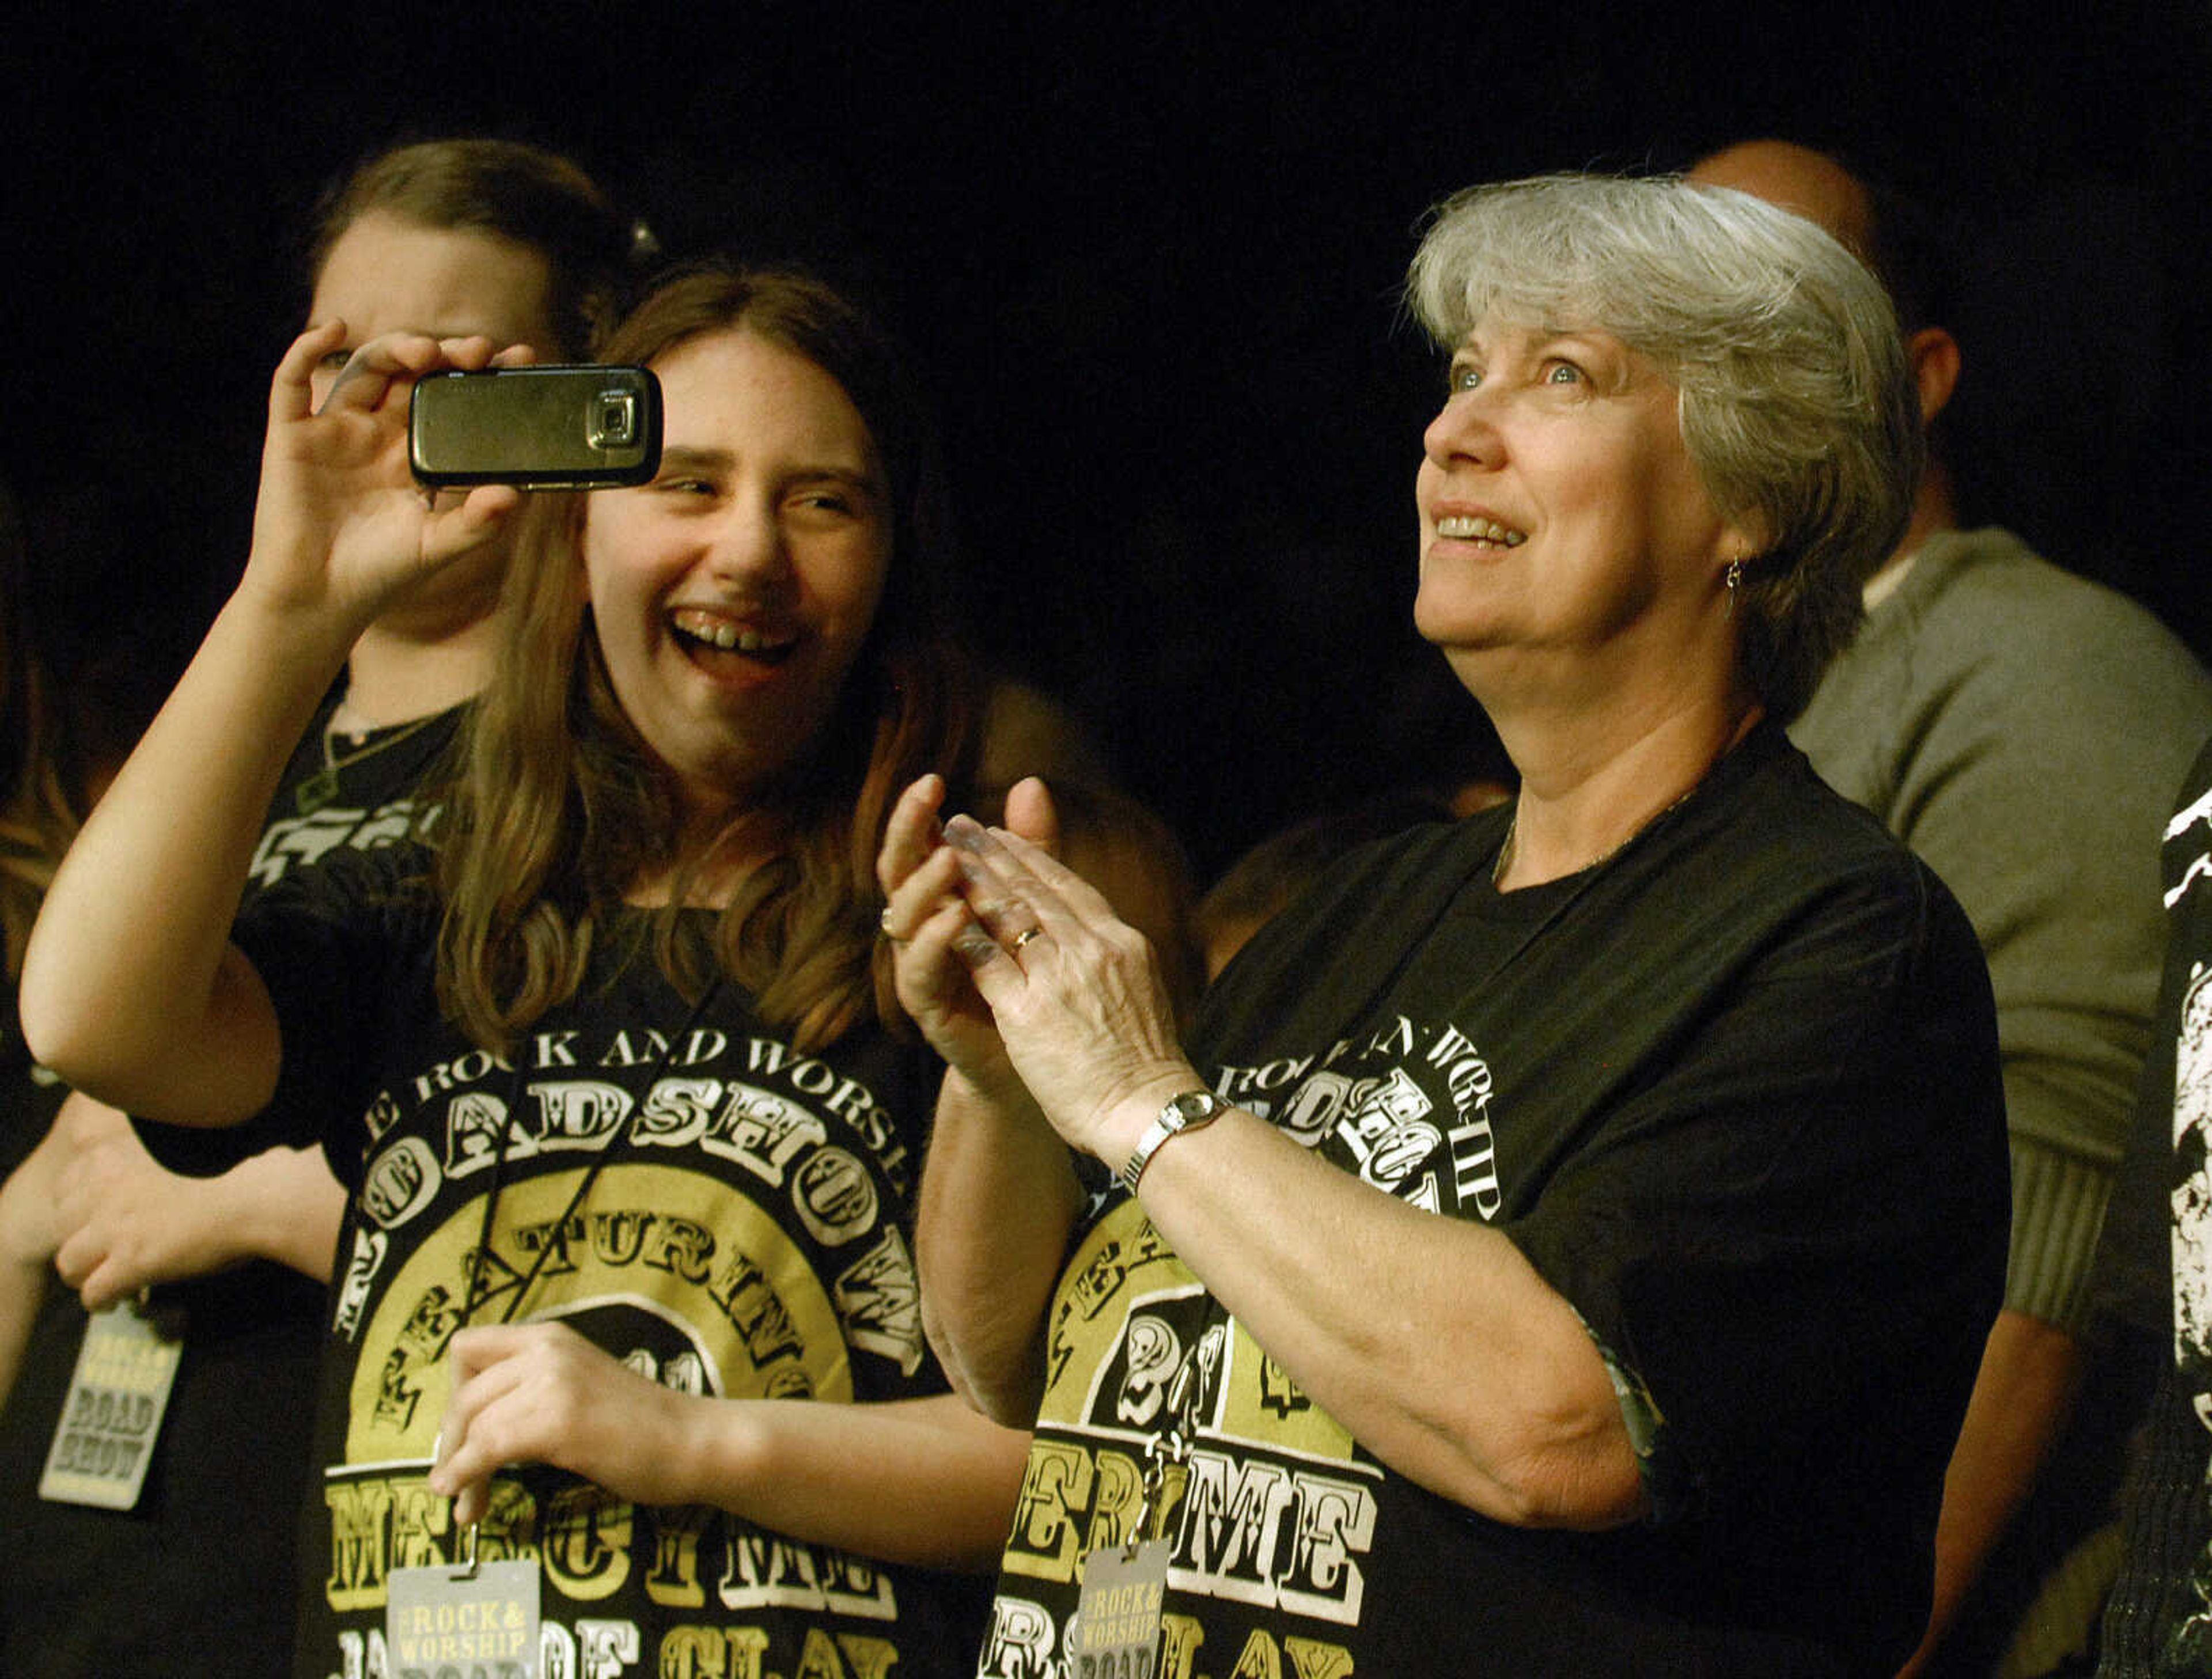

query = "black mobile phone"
[408,365,662,489]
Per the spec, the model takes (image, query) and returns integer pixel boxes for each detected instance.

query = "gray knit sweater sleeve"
[1791,528,2212,1329]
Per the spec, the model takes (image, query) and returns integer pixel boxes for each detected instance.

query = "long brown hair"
[435,267,979,1053]
[0,486,78,978]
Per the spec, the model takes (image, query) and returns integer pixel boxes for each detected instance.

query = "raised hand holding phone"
[17,325,524,1123]
[245,322,527,642]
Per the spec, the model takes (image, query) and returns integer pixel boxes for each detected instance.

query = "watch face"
[1124,1091,1226,1192]
[1167,1091,1222,1126]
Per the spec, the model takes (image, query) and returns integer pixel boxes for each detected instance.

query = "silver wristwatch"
[1120,1090,1229,1192]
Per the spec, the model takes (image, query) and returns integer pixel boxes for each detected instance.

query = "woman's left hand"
[430,1322,698,1525]
[940,814,1195,1161]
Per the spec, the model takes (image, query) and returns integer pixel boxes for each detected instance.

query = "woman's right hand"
[431,1322,694,1526]
[243,322,524,634]
[48,1097,203,1310]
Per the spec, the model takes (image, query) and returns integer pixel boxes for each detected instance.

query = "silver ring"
[1010,926,1044,953]
[878,908,903,942]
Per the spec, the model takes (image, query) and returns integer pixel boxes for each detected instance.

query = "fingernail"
[944,815,984,851]
[953,928,999,964]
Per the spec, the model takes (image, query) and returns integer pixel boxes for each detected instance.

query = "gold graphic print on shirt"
[1008,1195,1378,1621]
[325,1162,892,1621]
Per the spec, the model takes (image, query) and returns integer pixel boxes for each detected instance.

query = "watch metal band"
[1120,1090,1228,1192]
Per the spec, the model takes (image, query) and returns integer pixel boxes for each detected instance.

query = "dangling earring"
[1724,556,1744,619]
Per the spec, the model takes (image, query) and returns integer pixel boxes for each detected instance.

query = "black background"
[11,2,2211,874]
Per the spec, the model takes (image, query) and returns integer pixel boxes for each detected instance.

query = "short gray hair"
[1408,173,1922,721]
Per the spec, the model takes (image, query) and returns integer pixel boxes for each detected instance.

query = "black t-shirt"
[0,696,464,1678]
[979,725,2008,1676]
[233,844,988,1678]
[2098,734,2212,1674]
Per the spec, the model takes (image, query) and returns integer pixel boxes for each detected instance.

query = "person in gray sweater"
[1694,139,2212,1676]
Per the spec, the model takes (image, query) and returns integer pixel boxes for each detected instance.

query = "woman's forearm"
[222,1146,350,1284]
[1101,1080,1643,1530]
[0,1128,63,1412]
[0,1251,45,1418]
[679,1392,1030,1571]
[435,1323,1030,1570]
[914,1070,1085,1427]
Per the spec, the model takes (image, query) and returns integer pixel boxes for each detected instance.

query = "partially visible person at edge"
[2093,738,2212,1674]
[17,260,1030,1675]
[0,135,639,1677]
[1691,138,2212,1679]
[880,172,2008,1674]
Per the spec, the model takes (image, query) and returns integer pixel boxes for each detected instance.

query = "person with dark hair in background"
[1192,790,1457,981]
[1691,138,2212,1677]
[0,136,639,1674]
[882,171,2008,1673]
[19,260,1028,1676]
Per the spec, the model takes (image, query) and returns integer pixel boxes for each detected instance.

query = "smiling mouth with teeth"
[671,608,797,661]
[1435,515,1527,547]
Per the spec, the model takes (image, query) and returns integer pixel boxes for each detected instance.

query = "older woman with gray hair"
[881,173,2009,1672]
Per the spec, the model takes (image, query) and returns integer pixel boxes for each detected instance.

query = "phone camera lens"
[588,393,637,449]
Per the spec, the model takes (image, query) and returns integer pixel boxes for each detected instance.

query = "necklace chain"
[321,712,438,771]
[1493,707,1765,889]
[1491,778,1706,889]
[295,714,442,817]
